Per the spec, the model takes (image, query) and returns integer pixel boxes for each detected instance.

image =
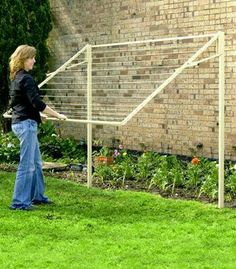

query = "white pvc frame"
[4,32,225,208]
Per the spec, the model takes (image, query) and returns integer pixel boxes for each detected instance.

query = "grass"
[0,171,236,269]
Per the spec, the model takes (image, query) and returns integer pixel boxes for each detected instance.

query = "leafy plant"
[225,171,236,200]
[135,152,160,181]
[113,157,135,186]
[0,131,20,162]
[185,157,211,191]
[149,155,169,191]
[98,146,114,157]
[185,161,204,191]
[198,161,218,200]
[149,155,184,193]
[168,156,185,193]
[93,165,114,182]
[38,121,86,163]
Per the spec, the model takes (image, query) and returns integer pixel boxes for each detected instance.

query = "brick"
[47,0,235,159]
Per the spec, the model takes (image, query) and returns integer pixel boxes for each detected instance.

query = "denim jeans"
[11,119,48,209]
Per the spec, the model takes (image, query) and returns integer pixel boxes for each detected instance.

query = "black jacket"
[10,69,46,124]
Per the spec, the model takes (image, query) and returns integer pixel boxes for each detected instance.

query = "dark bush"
[0,0,52,130]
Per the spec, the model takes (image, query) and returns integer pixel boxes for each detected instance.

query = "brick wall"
[47,0,236,159]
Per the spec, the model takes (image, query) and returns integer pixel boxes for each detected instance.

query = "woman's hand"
[57,113,67,120]
[40,112,48,121]
[42,105,68,120]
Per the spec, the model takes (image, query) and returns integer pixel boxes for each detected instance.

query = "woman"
[9,44,67,210]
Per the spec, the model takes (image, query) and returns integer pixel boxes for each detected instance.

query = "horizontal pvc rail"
[92,33,216,48]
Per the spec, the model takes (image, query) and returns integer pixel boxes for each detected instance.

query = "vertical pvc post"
[218,32,225,208]
[86,45,93,188]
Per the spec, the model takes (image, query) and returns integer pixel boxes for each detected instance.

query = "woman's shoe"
[9,205,36,211]
[32,200,54,205]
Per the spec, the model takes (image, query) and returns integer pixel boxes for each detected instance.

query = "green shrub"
[0,121,87,164]
[38,121,86,163]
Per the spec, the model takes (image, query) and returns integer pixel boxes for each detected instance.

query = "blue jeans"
[11,119,48,209]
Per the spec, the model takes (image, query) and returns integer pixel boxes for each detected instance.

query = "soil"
[47,170,236,208]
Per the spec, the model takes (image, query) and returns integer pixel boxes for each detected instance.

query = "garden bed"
[1,161,236,207]
[39,169,236,207]
[42,169,236,206]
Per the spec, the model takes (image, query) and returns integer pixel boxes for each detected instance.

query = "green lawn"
[0,171,236,269]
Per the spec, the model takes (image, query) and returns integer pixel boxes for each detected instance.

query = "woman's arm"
[22,75,67,120]
[42,105,67,120]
